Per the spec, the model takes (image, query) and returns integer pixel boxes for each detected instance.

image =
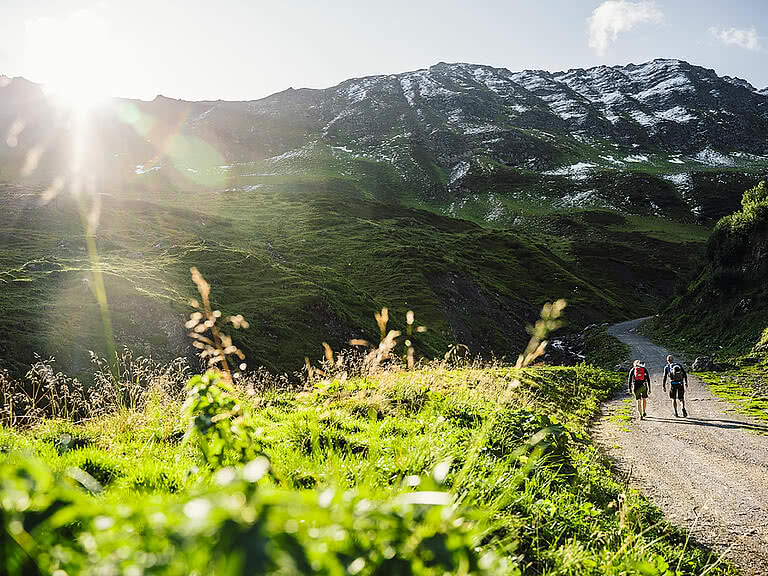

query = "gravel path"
[593,319,768,575]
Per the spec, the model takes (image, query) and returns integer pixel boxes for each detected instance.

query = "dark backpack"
[670,363,684,381]
[634,366,646,382]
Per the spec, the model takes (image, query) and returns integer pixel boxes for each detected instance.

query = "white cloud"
[709,27,762,51]
[588,1,665,55]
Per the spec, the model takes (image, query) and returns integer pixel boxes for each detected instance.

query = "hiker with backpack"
[627,360,651,419]
[663,355,688,417]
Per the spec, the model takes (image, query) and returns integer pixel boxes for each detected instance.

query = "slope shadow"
[646,416,768,433]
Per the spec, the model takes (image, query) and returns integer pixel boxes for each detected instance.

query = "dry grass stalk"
[347,307,426,375]
[0,352,192,428]
[186,267,249,383]
[515,299,568,370]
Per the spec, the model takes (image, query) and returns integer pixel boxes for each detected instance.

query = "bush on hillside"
[754,327,768,356]
[706,181,768,285]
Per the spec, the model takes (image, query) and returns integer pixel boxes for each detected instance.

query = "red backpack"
[634,366,646,382]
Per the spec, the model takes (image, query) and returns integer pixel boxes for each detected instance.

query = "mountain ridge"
[3,57,767,228]
[8,57,761,103]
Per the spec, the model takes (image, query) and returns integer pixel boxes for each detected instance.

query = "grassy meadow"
[0,356,736,575]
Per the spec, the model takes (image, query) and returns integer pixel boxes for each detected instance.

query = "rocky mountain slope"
[2,59,767,222]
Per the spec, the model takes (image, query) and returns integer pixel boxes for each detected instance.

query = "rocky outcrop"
[692,356,715,371]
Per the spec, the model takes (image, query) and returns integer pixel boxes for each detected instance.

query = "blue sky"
[0,0,765,101]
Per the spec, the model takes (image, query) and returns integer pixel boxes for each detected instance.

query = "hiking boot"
[682,407,688,417]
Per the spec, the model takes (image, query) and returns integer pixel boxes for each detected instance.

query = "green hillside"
[648,181,768,355]
[6,66,768,377]
[0,174,707,377]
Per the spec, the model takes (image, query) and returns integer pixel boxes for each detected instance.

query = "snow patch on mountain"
[447,108,463,124]
[557,189,619,211]
[630,110,659,127]
[599,155,625,166]
[404,69,456,101]
[135,164,161,175]
[344,78,376,104]
[694,147,735,167]
[486,192,505,221]
[663,172,692,190]
[600,91,628,106]
[623,60,683,85]
[624,155,649,163]
[545,95,588,121]
[265,143,315,164]
[731,151,768,162]
[629,106,695,127]
[655,106,696,123]
[508,70,554,92]
[557,189,599,208]
[471,67,515,97]
[464,124,500,135]
[400,77,417,106]
[449,161,470,185]
[636,74,695,103]
[543,162,596,180]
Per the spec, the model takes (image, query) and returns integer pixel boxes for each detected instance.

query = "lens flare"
[26,10,113,113]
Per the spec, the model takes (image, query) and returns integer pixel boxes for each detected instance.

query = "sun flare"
[26,10,114,112]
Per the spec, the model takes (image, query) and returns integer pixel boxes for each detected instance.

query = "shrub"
[706,181,768,281]
[755,327,768,355]
[183,370,263,468]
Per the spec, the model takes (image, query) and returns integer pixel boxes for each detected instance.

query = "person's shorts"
[633,384,648,399]
[669,383,685,400]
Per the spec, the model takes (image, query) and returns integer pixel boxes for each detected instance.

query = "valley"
[3,58,767,376]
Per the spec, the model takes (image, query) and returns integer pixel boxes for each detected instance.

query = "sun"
[44,80,109,114]
[26,10,114,112]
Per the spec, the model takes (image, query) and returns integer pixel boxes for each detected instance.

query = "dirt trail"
[593,319,768,575]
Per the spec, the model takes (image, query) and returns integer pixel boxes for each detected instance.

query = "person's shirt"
[663,363,688,385]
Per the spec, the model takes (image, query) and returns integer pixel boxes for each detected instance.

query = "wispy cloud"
[588,1,665,55]
[709,27,762,51]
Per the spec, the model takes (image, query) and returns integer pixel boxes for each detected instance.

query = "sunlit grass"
[0,359,737,575]
[696,367,768,426]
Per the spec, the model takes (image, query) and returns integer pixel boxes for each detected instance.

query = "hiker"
[662,355,688,417]
[627,360,651,419]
